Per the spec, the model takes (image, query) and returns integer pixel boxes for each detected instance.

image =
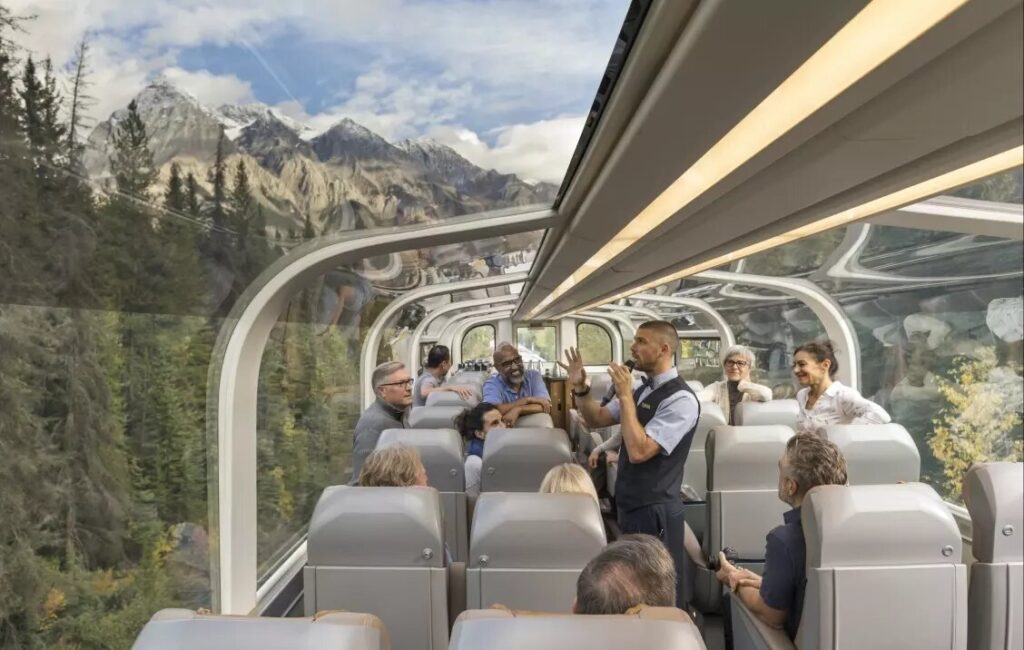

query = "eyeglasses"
[378,378,413,388]
[724,359,749,368]
[498,356,523,369]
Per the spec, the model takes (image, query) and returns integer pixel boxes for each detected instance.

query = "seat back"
[450,607,706,650]
[303,486,448,650]
[682,401,727,501]
[409,405,464,429]
[686,379,704,392]
[824,424,921,485]
[480,428,571,492]
[965,462,1023,650]
[466,493,605,612]
[798,483,967,650]
[732,399,799,428]
[515,412,554,428]
[132,609,390,650]
[377,428,469,561]
[705,425,792,560]
[425,390,479,408]
[590,373,613,403]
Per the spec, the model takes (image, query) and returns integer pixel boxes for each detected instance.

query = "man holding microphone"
[560,320,700,608]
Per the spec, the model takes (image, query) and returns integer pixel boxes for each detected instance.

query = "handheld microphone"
[600,359,636,406]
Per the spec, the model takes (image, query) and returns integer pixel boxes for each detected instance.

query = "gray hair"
[371,361,406,389]
[575,534,676,615]
[492,341,517,364]
[721,344,756,367]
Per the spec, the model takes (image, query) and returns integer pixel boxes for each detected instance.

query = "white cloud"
[159,66,255,107]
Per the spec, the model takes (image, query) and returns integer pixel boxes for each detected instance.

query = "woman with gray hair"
[697,344,772,424]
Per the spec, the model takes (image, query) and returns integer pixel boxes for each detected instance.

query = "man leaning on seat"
[482,342,552,427]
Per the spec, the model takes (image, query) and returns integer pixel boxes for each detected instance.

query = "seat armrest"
[448,561,467,628]
[730,595,795,650]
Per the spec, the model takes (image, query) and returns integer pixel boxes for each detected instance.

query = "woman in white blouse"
[793,340,890,435]
[697,344,773,424]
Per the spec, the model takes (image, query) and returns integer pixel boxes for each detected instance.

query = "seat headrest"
[480,428,572,492]
[409,405,464,429]
[377,428,464,492]
[803,483,961,568]
[470,493,605,568]
[693,401,727,449]
[132,609,389,650]
[515,412,554,428]
[450,607,703,650]
[686,379,704,392]
[707,425,792,490]
[965,462,1024,562]
[425,389,479,408]
[733,399,799,427]
[307,486,444,567]
[589,374,613,398]
[823,424,920,485]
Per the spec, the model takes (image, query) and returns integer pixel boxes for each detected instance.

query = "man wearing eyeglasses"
[482,342,552,426]
[350,361,414,483]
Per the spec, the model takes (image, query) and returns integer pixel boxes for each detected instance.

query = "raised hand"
[557,346,587,389]
[607,362,634,399]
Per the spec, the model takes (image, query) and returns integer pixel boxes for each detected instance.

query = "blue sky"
[10,0,631,182]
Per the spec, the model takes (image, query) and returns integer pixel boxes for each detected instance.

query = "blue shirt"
[482,369,550,405]
[606,368,699,455]
[467,437,485,458]
[760,507,806,640]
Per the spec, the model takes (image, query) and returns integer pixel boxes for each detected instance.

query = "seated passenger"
[793,339,890,435]
[357,444,429,488]
[413,344,475,407]
[350,361,412,483]
[696,344,772,424]
[573,534,677,615]
[540,463,600,505]
[455,402,505,494]
[482,342,552,426]
[714,432,848,639]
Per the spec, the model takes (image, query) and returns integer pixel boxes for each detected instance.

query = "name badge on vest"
[640,403,651,410]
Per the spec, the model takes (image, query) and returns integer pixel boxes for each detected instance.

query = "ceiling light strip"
[528,0,969,318]
[559,146,1023,316]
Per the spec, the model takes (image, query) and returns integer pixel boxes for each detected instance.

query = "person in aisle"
[792,340,890,434]
[454,401,504,494]
[696,344,772,424]
[483,342,552,426]
[349,361,412,483]
[561,320,700,608]
[413,344,475,407]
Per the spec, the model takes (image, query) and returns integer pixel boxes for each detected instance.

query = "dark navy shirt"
[759,507,806,639]
[467,437,485,458]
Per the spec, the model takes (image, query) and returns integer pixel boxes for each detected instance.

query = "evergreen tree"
[164,162,185,212]
[110,100,157,200]
[185,172,201,217]
[210,130,227,229]
[65,36,94,167]
[231,158,254,243]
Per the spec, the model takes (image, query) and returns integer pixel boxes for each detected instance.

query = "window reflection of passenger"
[319,266,373,335]
[793,340,890,435]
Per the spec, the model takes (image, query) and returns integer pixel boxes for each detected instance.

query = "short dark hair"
[638,320,679,354]
[454,402,498,440]
[425,345,451,369]
[575,534,675,615]
[794,339,839,378]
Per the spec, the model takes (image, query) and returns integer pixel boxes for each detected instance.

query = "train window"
[679,338,723,387]
[516,325,558,374]
[577,322,613,366]
[462,325,496,364]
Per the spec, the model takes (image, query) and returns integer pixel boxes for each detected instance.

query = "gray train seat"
[377,428,469,561]
[426,390,479,408]
[410,405,464,429]
[515,412,555,428]
[682,401,727,545]
[466,493,605,612]
[304,486,448,650]
[965,462,1023,650]
[824,423,921,485]
[479,428,571,492]
[796,483,966,649]
[695,425,792,612]
[687,379,705,392]
[131,609,389,650]
[733,400,799,429]
[450,606,707,650]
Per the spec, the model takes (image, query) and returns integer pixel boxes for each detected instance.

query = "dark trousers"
[617,498,687,608]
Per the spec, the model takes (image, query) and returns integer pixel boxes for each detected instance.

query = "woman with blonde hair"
[539,463,600,504]
[357,444,429,488]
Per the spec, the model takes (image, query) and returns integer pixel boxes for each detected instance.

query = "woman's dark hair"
[425,344,451,369]
[455,402,498,439]
[794,339,839,377]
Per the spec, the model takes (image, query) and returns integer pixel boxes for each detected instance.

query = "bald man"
[560,320,700,608]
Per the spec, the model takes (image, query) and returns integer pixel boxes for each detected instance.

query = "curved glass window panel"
[737,227,849,277]
[462,325,496,364]
[679,338,724,387]
[947,167,1023,203]
[516,325,558,374]
[577,322,613,366]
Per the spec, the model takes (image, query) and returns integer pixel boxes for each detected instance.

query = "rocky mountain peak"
[310,117,407,163]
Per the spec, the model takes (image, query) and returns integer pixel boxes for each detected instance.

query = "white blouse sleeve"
[837,385,892,425]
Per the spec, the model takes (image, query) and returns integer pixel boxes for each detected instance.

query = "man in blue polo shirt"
[715,432,848,640]
[482,342,552,426]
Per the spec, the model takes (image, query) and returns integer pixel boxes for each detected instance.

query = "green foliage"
[577,323,612,365]
[110,100,157,199]
[461,324,495,361]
